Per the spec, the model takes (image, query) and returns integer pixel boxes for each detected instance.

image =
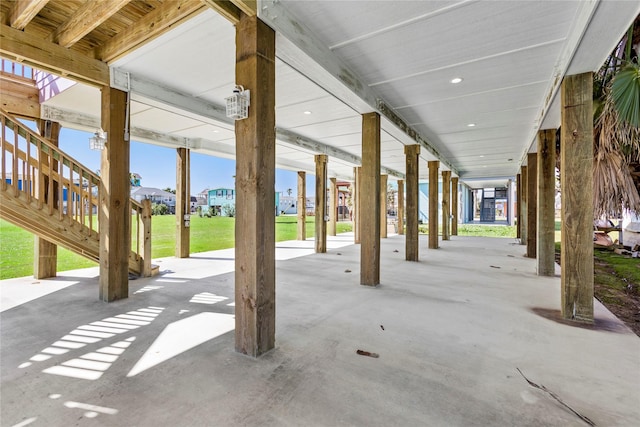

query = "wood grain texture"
[428,161,439,249]
[526,153,537,258]
[354,166,361,244]
[328,176,337,236]
[9,0,49,30]
[33,119,60,279]
[0,23,108,86]
[397,179,404,236]
[234,15,276,356]
[561,72,593,322]
[315,154,328,253]
[99,86,130,302]
[176,147,190,258]
[516,173,521,238]
[537,130,556,276]
[297,171,306,240]
[451,177,458,235]
[404,145,420,260]
[99,0,205,62]
[442,170,451,241]
[53,0,131,48]
[520,165,528,245]
[360,112,380,286]
[380,174,387,238]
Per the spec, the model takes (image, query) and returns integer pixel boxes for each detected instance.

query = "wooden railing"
[0,109,152,276]
[1,59,34,81]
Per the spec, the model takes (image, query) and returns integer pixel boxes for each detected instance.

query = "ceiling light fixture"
[450,77,463,84]
[467,123,476,127]
[303,111,312,115]
[89,129,107,150]
[225,85,250,120]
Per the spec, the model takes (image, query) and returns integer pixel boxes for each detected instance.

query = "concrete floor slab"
[1,235,639,426]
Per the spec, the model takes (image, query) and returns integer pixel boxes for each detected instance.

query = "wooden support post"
[328,177,337,237]
[397,179,405,236]
[315,154,328,253]
[442,170,451,241]
[520,165,528,246]
[354,166,361,244]
[380,174,388,238]
[404,144,420,261]
[537,129,556,276]
[297,171,306,240]
[561,72,593,322]
[451,177,458,235]
[140,198,152,276]
[360,112,381,286]
[176,147,190,258]
[99,86,130,302]
[428,161,439,249]
[234,14,276,356]
[527,153,537,258]
[516,173,521,239]
[34,119,60,279]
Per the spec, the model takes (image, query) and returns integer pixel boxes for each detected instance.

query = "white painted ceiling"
[42,1,640,188]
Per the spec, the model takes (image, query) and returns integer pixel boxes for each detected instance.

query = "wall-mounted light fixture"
[225,85,250,120]
[89,129,107,150]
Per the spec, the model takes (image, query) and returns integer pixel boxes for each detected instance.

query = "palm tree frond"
[611,64,640,127]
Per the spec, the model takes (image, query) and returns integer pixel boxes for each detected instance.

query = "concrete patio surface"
[1,234,639,426]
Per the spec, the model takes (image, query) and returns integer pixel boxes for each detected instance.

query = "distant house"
[208,188,235,216]
[130,173,142,187]
[131,187,176,210]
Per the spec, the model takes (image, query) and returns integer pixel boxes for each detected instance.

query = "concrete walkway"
[1,234,638,426]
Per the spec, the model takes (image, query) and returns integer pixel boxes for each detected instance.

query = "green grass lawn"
[417,223,517,238]
[0,215,352,279]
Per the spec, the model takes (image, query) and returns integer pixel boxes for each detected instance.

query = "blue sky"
[58,127,311,195]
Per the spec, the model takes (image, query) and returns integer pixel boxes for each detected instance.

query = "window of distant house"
[227,190,233,199]
[217,190,223,197]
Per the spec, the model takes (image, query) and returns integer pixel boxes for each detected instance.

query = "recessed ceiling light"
[467,123,476,127]
[213,130,219,133]
[479,155,485,158]
[450,77,463,84]
[303,111,312,115]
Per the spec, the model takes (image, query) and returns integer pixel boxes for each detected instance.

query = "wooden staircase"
[0,109,155,277]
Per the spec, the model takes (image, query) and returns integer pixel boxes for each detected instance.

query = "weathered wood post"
[234,14,276,356]
[315,154,328,253]
[361,113,381,286]
[99,86,130,302]
[527,153,537,258]
[561,72,594,322]
[428,161,439,249]
[297,171,306,240]
[176,147,190,258]
[537,129,556,276]
[404,144,420,261]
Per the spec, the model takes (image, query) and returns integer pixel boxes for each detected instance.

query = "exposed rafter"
[0,23,109,87]
[53,0,131,48]
[98,0,206,63]
[201,0,242,24]
[9,0,49,30]
[230,0,257,17]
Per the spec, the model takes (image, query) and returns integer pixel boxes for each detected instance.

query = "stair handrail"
[1,108,152,276]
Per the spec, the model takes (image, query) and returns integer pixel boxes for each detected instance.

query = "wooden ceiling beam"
[9,0,49,30]
[53,0,132,48]
[98,0,206,63]
[231,0,257,17]
[0,23,109,87]
[201,0,242,24]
